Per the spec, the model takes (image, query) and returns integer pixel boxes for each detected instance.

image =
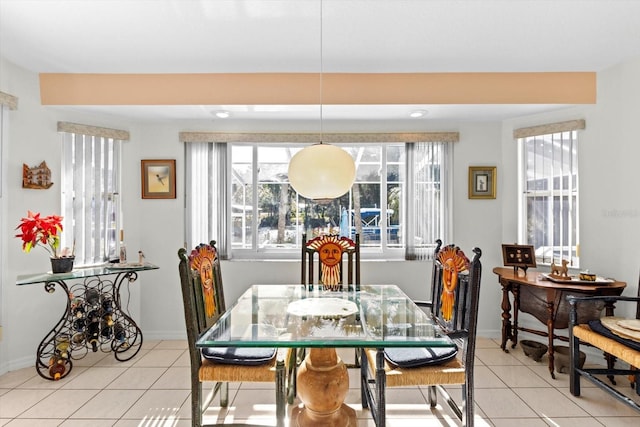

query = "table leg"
[291,347,357,427]
[546,297,556,379]
[511,284,520,349]
[36,281,74,380]
[111,272,143,361]
[500,280,513,352]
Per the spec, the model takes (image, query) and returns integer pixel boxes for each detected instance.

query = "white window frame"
[1,93,18,336]
[185,139,451,261]
[59,123,125,267]
[517,122,582,267]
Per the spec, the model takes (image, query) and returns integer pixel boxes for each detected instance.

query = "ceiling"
[2,0,640,125]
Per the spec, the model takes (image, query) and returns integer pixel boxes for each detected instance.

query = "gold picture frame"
[141,159,176,199]
[468,166,496,199]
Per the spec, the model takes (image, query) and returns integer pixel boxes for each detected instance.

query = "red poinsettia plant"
[15,211,65,258]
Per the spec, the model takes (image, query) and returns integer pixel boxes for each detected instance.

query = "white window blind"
[406,142,449,260]
[60,124,124,266]
[184,142,229,257]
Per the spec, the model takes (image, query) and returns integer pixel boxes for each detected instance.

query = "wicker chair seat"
[199,357,282,383]
[573,324,640,368]
[364,348,465,387]
[568,293,640,414]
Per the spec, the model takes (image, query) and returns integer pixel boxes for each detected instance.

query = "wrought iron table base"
[35,271,144,380]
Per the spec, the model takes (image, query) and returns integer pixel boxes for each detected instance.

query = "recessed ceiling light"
[409,109,428,118]
[214,110,230,118]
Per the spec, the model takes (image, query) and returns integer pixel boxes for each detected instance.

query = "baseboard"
[477,328,501,340]
[142,330,187,341]
[0,354,35,376]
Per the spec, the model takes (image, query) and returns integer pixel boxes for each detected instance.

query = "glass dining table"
[196,284,455,426]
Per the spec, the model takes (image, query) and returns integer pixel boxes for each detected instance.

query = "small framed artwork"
[141,159,176,199]
[468,166,496,199]
[502,243,537,274]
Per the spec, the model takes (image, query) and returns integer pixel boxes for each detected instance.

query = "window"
[185,137,451,260]
[59,122,127,266]
[517,120,582,266]
[0,91,17,333]
[0,91,18,199]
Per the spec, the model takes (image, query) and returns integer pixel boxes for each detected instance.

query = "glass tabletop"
[16,263,159,285]
[196,284,454,349]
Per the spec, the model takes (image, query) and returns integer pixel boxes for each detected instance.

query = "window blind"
[405,142,449,260]
[61,131,122,266]
[185,142,230,257]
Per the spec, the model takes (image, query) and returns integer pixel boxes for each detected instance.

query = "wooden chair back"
[360,243,482,427]
[432,243,482,339]
[178,241,226,368]
[301,233,360,291]
[178,241,286,426]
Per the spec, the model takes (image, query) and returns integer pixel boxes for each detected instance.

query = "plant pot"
[520,340,548,362]
[51,256,75,273]
[553,345,586,374]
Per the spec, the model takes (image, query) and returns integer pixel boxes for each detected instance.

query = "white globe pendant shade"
[288,144,356,201]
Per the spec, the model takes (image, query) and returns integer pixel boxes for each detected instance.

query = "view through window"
[519,129,580,266]
[185,141,449,260]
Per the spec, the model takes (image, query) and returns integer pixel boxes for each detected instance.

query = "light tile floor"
[1,337,639,426]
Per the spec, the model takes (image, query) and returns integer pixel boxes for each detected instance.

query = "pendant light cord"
[319,0,323,143]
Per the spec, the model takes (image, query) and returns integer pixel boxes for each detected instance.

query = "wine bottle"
[48,355,66,380]
[87,309,100,324]
[85,288,100,306]
[101,296,113,314]
[101,318,113,339]
[113,322,126,344]
[72,332,85,346]
[72,303,85,319]
[102,313,114,327]
[119,229,127,263]
[70,297,83,310]
[88,322,100,352]
[73,318,86,332]
[55,335,70,359]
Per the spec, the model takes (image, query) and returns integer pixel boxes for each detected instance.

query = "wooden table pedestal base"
[291,347,357,427]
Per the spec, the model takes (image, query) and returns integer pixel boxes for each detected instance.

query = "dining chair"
[287,233,361,403]
[301,233,360,291]
[361,243,482,427]
[567,275,640,412]
[178,241,286,427]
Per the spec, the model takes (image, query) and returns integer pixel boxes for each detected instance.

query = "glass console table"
[17,263,159,380]
[197,284,454,426]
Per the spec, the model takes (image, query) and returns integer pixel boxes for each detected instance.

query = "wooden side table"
[493,267,625,378]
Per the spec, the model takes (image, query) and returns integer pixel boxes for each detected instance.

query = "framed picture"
[502,243,537,274]
[141,159,176,199]
[468,166,496,199]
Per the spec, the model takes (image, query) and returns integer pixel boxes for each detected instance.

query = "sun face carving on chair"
[189,244,217,318]
[307,235,355,291]
[438,246,469,321]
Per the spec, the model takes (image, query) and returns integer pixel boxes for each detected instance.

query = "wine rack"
[17,264,158,381]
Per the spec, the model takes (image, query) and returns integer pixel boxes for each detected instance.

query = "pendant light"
[287,0,356,202]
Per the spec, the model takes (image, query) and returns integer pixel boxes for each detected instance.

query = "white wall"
[2,55,640,373]
[500,57,640,320]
